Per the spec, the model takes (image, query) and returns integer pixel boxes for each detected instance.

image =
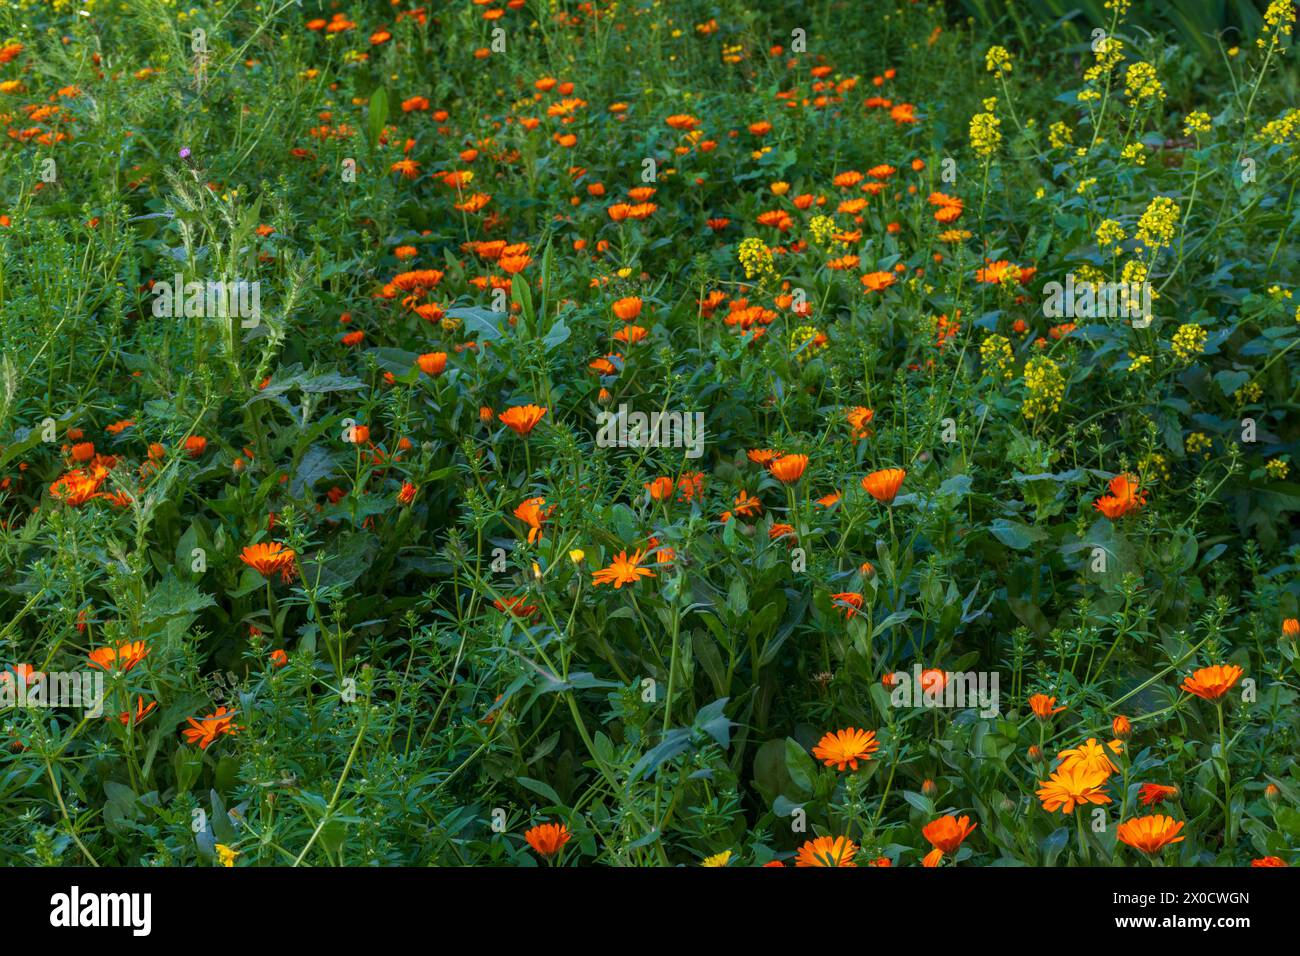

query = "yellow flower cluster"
[1022,356,1065,420]
[737,237,775,281]
[1170,323,1207,362]
[1084,37,1125,84]
[970,112,1002,157]
[980,334,1016,381]
[1096,219,1126,251]
[1124,62,1165,105]
[789,325,827,362]
[1257,109,1299,147]
[808,214,836,249]
[1121,143,1146,165]
[1186,432,1212,458]
[1266,458,1291,480]
[1139,452,1169,484]
[1048,121,1073,150]
[1259,0,1296,49]
[1135,195,1180,250]
[986,46,1013,74]
[1183,111,1212,136]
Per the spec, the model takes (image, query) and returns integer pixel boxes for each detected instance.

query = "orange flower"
[269,649,289,668]
[88,641,150,673]
[1036,765,1112,813]
[397,482,418,506]
[861,468,905,504]
[1112,715,1133,739]
[1028,694,1066,719]
[795,835,858,867]
[645,476,674,501]
[1138,783,1179,806]
[513,497,552,544]
[1116,815,1185,855]
[830,591,864,620]
[811,727,879,770]
[1056,738,1119,779]
[1181,663,1243,700]
[1283,618,1300,639]
[860,271,896,292]
[185,435,208,457]
[1093,473,1146,519]
[181,706,242,750]
[846,406,874,439]
[1251,857,1287,867]
[240,542,297,583]
[591,549,655,588]
[524,822,571,857]
[768,453,808,484]
[611,296,642,321]
[117,696,158,726]
[499,404,547,436]
[417,352,447,376]
[922,814,977,855]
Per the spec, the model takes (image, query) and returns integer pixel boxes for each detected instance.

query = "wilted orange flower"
[181,706,241,750]
[830,591,864,620]
[592,549,655,588]
[88,641,150,673]
[768,453,807,484]
[1036,765,1112,813]
[922,815,977,855]
[1181,664,1243,700]
[240,542,297,583]
[524,822,571,857]
[812,727,879,770]
[1116,815,1185,855]
[795,835,858,867]
[499,404,547,435]
[862,468,905,504]
[1029,694,1066,719]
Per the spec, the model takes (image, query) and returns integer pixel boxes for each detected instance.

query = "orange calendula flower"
[181,706,242,750]
[1181,664,1243,700]
[117,696,158,726]
[1093,472,1146,519]
[795,835,858,867]
[1251,857,1287,867]
[922,814,977,855]
[591,549,655,589]
[768,453,808,484]
[1116,815,1185,855]
[417,352,447,376]
[513,497,553,544]
[1138,783,1179,806]
[397,482,418,506]
[185,436,208,457]
[1056,738,1119,779]
[811,727,879,770]
[240,542,297,583]
[611,296,642,321]
[1028,694,1066,719]
[1036,765,1112,813]
[862,468,906,504]
[830,591,864,620]
[860,271,896,292]
[524,822,570,857]
[88,641,150,673]
[499,404,547,436]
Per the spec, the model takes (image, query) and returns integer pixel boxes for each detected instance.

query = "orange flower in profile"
[611,297,642,321]
[1251,857,1287,867]
[1112,715,1133,739]
[645,476,674,501]
[846,406,874,439]
[1036,765,1112,814]
[1028,694,1066,719]
[811,727,879,770]
[1116,815,1185,855]
[795,835,858,867]
[1181,664,1243,700]
[185,435,208,457]
[1138,783,1179,806]
[397,482,418,506]
[922,814,977,855]
[768,453,808,484]
[499,404,547,436]
[1283,618,1300,640]
[117,696,158,726]
[524,822,571,857]
[591,549,655,588]
[181,706,242,750]
[88,641,150,673]
[513,497,552,544]
[862,468,906,504]
[416,352,447,375]
[860,271,896,292]
[240,542,297,583]
[269,649,289,668]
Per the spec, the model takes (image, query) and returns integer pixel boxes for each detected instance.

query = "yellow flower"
[1124,62,1165,105]
[569,549,585,563]
[969,112,1002,157]
[1095,219,1126,251]
[1171,323,1207,362]
[1022,356,1065,420]
[701,850,732,867]
[980,334,1016,381]
[216,844,239,867]
[1135,196,1180,250]
[985,45,1013,74]
[1183,111,1212,136]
